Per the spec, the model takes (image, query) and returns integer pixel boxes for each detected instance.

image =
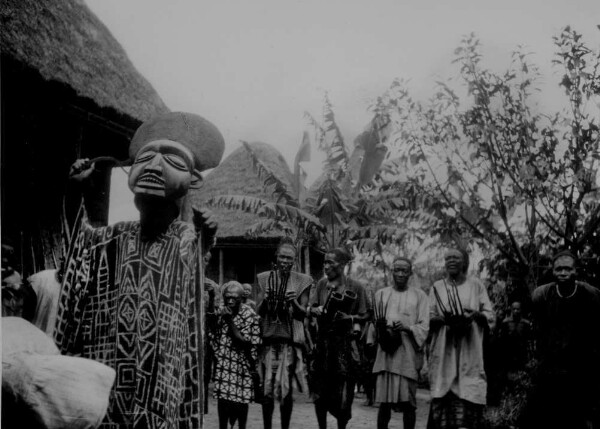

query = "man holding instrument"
[56,112,224,429]
[372,257,429,429]
[427,247,494,429]
[255,237,313,429]
[308,247,370,429]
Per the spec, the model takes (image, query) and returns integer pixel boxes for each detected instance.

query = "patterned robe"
[210,305,261,403]
[55,219,201,429]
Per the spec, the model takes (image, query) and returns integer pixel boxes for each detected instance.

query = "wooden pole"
[304,246,311,275]
[195,229,204,425]
[219,249,224,285]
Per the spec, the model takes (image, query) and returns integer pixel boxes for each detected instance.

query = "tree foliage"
[377,27,600,291]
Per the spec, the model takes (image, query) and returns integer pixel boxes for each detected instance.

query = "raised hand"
[69,158,95,182]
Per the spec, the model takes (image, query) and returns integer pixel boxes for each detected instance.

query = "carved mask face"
[128,139,198,200]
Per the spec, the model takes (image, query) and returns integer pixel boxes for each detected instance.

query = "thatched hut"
[1,0,168,274]
[194,142,303,285]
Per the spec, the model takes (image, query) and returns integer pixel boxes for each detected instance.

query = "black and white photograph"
[1,0,599,428]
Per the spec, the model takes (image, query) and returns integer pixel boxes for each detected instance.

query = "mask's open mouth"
[136,172,165,189]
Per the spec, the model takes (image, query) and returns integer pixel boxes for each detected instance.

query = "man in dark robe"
[55,112,224,429]
[520,250,600,429]
[308,248,370,429]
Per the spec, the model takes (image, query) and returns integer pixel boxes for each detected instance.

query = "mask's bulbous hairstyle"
[129,112,225,173]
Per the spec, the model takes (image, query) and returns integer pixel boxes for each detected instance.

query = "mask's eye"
[164,154,190,171]
[134,151,156,164]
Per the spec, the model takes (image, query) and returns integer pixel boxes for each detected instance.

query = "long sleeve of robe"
[372,286,429,381]
[427,277,494,405]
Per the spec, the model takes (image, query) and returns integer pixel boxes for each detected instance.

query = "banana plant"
[207,94,440,255]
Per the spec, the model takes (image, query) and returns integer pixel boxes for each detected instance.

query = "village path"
[203,388,431,429]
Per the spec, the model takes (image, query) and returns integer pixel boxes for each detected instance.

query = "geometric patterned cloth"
[210,304,261,404]
[54,218,201,429]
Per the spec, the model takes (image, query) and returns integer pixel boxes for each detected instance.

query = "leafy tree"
[377,26,600,293]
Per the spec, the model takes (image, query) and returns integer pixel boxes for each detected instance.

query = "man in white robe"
[372,257,429,429]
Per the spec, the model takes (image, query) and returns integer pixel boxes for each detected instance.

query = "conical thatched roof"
[0,0,168,122]
[194,142,294,241]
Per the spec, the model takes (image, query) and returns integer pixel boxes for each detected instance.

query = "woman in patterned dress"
[209,281,261,429]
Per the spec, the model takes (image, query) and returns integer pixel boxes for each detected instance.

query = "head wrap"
[129,112,225,172]
[327,247,353,265]
[552,249,577,265]
[392,256,413,270]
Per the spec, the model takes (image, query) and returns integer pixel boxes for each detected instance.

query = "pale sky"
[90,0,600,222]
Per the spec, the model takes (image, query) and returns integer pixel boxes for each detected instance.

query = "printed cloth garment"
[210,304,261,404]
[54,218,201,429]
[427,392,484,429]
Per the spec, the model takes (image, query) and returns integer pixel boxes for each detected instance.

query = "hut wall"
[206,245,276,285]
[1,56,137,275]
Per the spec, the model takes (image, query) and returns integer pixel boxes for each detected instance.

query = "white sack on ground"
[3,353,116,429]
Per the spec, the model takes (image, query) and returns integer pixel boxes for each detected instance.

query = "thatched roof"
[193,142,294,242]
[0,0,168,122]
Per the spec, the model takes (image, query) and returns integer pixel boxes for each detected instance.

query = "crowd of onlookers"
[3,237,599,429]
[204,241,600,429]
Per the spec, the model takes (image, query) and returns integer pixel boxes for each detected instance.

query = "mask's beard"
[135,195,181,239]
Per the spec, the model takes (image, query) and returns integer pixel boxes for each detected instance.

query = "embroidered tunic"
[55,219,201,429]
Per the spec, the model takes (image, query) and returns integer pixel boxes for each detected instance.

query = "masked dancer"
[56,112,224,429]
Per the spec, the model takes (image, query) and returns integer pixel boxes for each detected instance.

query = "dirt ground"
[203,387,431,429]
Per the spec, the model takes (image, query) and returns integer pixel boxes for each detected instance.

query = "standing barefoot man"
[373,257,429,429]
[308,248,371,429]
